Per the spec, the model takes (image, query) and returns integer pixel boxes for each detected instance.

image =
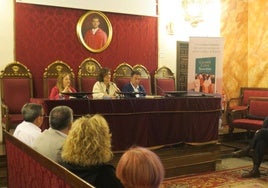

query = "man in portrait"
[84,15,107,49]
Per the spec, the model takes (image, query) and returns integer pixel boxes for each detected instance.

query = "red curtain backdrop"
[15,3,158,97]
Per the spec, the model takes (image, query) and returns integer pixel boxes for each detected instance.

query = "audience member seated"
[121,70,146,98]
[59,114,124,188]
[232,117,268,178]
[13,103,44,147]
[116,146,165,188]
[49,72,77,100]
[92,67,120,99]
[32,106,73,161]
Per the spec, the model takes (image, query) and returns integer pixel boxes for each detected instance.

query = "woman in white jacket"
[92,67,120,99]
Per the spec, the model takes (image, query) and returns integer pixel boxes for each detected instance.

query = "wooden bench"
[226,87,268,124]
[229,98,268,134]
[3,130,94,188]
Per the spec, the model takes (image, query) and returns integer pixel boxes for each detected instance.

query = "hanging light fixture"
[181,0,209,27]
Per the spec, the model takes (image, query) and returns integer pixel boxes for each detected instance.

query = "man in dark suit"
[122,70,146,98]
[232,117,268,178]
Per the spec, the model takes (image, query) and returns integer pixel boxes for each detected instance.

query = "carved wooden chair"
[230,97,268,134]
[154,66,176,96]
[0,61,33,131]
[43,60,75,98]
[77,57,102,93]
[226,87,268,124]
[133,64,152,95]
[113,63,133,90]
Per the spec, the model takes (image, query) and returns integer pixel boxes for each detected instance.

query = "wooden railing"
[3,130,94,188]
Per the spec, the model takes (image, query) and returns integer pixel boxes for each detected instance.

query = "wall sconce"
[166,22,175,35]
[182,0,209,27]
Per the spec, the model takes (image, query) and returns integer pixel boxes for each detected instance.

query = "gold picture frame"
[77,11,112,53]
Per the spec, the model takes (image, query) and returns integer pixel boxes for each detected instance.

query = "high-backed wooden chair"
[154,66,176,96]
[43,60,75,98]
[133,64,152,95]
[77,57,102,93]
[113,63,133,90]
[0,61,33,131]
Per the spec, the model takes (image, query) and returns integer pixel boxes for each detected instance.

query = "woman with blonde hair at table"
[59,114,123,188]
[116,146,165,188]
[49,72,76,100]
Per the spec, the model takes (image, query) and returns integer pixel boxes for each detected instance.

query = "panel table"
[43,97,221,151]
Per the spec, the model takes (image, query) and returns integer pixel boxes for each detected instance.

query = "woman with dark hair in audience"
[59,114,123,188]
[49,72,77,100]
[116,146,165,188]
[92,67,120,99]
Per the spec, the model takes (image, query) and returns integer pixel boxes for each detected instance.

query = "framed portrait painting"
[77,11,113,53]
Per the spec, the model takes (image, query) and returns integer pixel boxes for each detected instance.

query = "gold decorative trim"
[87,108,222,116]
[113,62,133,78]
[185,140,218,145]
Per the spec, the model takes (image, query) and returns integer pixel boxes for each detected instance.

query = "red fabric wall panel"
[15,3,158,97]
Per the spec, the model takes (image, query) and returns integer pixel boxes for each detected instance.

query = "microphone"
[155,84,166,96]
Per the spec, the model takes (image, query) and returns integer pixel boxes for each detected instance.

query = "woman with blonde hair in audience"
[59,114,123,188]
[116,146,165,188]
[49,72,76,100]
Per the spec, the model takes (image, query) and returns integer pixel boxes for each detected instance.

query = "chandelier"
[182,0,209,27]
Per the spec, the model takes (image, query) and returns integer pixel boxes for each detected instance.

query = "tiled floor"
[217,123,268,172]
[217,157,268,171]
